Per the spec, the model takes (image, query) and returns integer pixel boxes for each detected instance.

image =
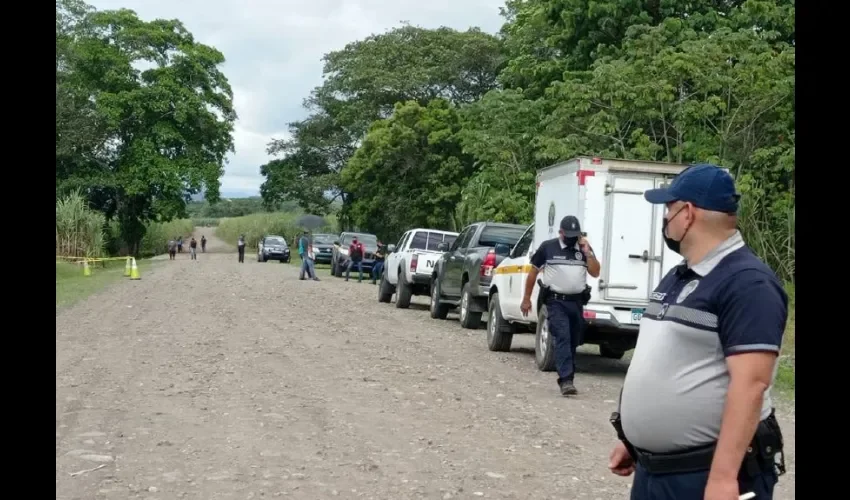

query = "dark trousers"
[371,261,384,282]
[237,246,245,263]
[546,298,583,384]
[346,260,363,281]
[631,462,778,500]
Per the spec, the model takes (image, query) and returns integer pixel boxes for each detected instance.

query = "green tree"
[261,25,504,225]
[341,99,475,240]
[55,0,236,254]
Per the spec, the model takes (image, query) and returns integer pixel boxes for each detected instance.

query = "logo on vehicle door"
[676,280,700,303]
[548,202,556,235]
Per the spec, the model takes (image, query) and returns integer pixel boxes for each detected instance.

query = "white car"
[377,228,458,308]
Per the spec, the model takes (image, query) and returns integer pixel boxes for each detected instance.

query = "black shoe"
[559,381,578,396]
[371,280,376,285]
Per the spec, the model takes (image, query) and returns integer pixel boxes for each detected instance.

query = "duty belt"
[632,444,716,475]
[548,291,584,302]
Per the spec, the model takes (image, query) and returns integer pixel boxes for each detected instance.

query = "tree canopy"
[262,0,794,281]
[56,0,236,253]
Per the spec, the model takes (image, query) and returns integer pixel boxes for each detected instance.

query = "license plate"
[631,308,645,323]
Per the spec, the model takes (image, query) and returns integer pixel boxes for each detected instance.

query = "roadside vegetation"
[216,212,338,249]
[55,259,156,310]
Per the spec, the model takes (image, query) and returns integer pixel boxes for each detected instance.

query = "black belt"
[633,443,716,475]
[549,292,583,302]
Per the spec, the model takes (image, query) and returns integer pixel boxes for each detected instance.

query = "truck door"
[388,231,410,284]
[501,225,534,319]
[602,175,659,303]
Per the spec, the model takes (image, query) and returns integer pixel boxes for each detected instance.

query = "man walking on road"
[167,238,177,260]
[189,237,198,260]
[608,165,788,500]
[521,215,600,396]
[201,235,207,253]
[237,235,246,263]
[345,237,365,282]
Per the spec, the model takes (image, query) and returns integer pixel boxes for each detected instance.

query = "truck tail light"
[480,249,497,277]
[410,254,418,272]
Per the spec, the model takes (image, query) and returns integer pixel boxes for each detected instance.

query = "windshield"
[478,226,526,248]
[408,231,457,251]
[349,234,378,246]
[265,237,286,246]
[312,234,335,244]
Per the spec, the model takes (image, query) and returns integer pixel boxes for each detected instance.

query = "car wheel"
[378,271,394,303]
[487,293,514,352]
[395,271,413,309]
[429,275,449,320]
[535,304,556,372]
[459,282,482,329]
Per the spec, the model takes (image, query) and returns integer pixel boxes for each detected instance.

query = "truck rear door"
[603,174,664,303]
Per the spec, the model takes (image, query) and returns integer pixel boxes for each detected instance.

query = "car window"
[425,232,453,251]
[449,227,468,251]
[511,225,534,257]
[410,231,428,250]
[340,235,350,246]
[453,225,476,251]
[265,237,285,246]
[396,231,409,250]
[313,234,334,244]
[477,225,526,248]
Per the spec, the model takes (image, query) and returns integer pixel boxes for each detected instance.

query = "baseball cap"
[560,215,582,237]
[643,164,740,213]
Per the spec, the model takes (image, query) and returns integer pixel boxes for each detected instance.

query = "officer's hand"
[520,297,532,317]
[608,442,635,477]
[703,475,740,500]
[579,237,591,253]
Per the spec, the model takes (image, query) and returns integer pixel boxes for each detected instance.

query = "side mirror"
[437,242,449,252]
[387,244,396,253]
[494,243,510,256]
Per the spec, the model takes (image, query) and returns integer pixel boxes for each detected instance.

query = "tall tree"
[261,25,504,225]
[55,0,236,254]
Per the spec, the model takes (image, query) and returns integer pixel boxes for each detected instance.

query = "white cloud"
[86,0,506,196]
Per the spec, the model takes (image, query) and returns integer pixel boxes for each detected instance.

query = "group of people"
[167,235,206,260]
[525,165,788,499]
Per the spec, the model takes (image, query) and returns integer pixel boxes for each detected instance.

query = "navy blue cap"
[643,164,740,213]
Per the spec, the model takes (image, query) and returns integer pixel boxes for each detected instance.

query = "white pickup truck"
[486,157,688,371]
[377,228,459,309]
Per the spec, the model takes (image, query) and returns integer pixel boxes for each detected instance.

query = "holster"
[581,285,592,306]
[537,279,551,304]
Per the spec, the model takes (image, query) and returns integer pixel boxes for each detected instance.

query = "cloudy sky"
[88,0,507,198]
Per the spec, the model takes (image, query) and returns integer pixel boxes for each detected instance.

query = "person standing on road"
[371,242,386,285]
[521,215,600,396]
[167,238,177,260]
[177,236,183,254]
[189,237,198,260]
[608,165,788,500]
[345,237,365,282]
[237,234,246,263]
[201,235,207,253]
[298,230,317,280]
[306,239,320,281]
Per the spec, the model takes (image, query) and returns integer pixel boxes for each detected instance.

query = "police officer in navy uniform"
[521,215,601,396]
[608,165,788,500]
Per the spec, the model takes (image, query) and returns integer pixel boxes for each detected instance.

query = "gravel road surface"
[56,229,796,499]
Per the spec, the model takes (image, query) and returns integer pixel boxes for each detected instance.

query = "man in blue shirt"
[608,165,788,500]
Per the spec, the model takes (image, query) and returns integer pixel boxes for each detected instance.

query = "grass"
[56,259,155,310]
[216,212,337,249]
[774,287,795,398]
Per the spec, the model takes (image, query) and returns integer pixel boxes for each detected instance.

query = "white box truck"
[486,156,688,370]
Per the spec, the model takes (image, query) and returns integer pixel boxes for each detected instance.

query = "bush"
[192,218,220,227]
[56,191,107,258]
[216,212,337,248]
[139,219,195,257]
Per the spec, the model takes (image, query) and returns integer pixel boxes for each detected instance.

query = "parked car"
[330,232,379,277]
[257,235,291,263]
[378,228,459,308]
[429,222,527,329]
[311,233,336,265]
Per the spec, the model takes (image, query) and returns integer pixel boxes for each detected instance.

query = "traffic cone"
[83,259,91,277]
[124,257,132,277]
[129,257,141,280]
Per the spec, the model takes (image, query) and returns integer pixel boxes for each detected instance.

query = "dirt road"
[56,229,795,499]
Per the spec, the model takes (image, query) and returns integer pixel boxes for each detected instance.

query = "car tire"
[378,271,393,303]
[535,304,556,372]
[459,282,482,329]
[429,275,449,320]
[487,293,514,352]
[395,272,413,309]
